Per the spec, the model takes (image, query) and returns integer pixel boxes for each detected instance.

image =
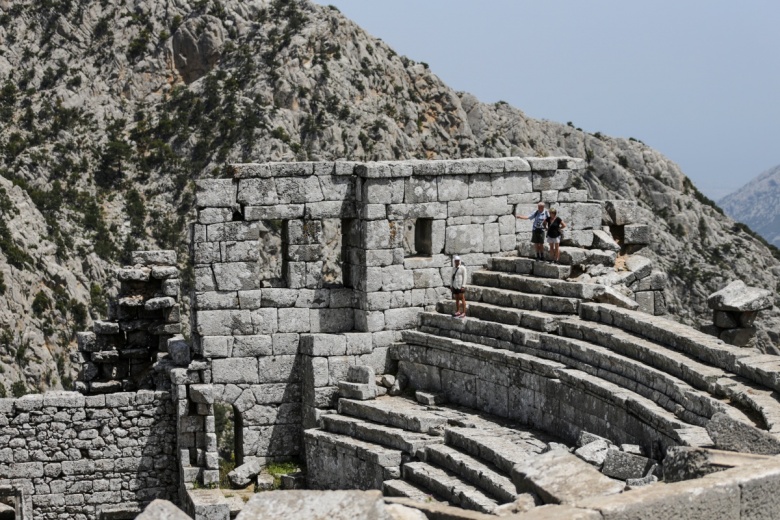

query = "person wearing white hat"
[451,256,468,318]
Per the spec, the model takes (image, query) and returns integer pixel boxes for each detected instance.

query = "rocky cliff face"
[0,0,778,394]
[720,164,780,248]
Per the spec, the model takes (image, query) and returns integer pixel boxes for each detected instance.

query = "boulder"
[592,229,621,252]
[707,280,773,312]
[228,460,262,488]
[574,440,611,468]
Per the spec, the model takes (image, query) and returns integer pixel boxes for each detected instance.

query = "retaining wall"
[0,390,177,519]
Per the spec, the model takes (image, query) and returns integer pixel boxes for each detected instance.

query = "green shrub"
[11,380,26,397]
[90,283,107,318]
[32,291,50,316]
[0,271,5,294]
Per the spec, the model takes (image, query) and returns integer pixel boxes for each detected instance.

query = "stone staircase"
[398,252,780,453]
[305,396,555,514]
[306,250,780,515]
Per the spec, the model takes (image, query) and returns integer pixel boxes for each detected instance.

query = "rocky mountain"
[0,0,778,395]
[720,164,780,248]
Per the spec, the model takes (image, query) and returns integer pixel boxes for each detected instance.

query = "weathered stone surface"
[445,224,484,254]
[625,255,653,279]
[592,229,621,252]
[574,440,611,468]
[623,224,651,245]
[707,280,773,312]
[706,412,780,455]
[236,490,387,520]
[132,250,177,266]
[663,447,771,483]
[228,460,262,488]
[136,499,190,520]
[604,200,639,226]
[512,450,623,505]
[601,449,654,480]
[196,179,236,208]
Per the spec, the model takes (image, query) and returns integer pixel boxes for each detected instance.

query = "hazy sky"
[316,1,780,200]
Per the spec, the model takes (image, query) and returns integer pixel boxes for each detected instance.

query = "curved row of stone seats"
[579,303,780,397]
[397,330,711,456]
[306,396,558,514]
[419,311,755,431]
[446,259,780,436]
[558,318,780,434]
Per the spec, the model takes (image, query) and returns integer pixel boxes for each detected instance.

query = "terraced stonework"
[2,157,780,519]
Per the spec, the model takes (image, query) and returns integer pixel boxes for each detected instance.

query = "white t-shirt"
[452,264,467,290]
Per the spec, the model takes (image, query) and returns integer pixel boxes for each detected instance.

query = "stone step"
[419,311,541,349]
[321,414,444,456]
[402,461,500,514]
[382,479,445,504]
[531,261,572,280]
[472,271,603,300]
[424,444,517,503]
[467,285,580,315]
[559,318,780,434]
[397,330,712,452]
[304,429,404,488]
[437,300,562,333]
[444,426,548,475]
[338,398,448,434]
[516,244,617,267]
[580,303,780,396]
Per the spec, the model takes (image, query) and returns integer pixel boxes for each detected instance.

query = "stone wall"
[191,157,593,466]
[0,390,177,519]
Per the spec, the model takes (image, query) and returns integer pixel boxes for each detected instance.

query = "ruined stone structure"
[2,157,780,519]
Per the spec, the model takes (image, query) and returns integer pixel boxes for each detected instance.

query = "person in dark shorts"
[544,208,566,264]
[451,255,468,318]
[517,202,549,260]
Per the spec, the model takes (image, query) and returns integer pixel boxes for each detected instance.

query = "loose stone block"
[708,280,773,312]
[706,412,780,455]
[526,157,559,171]
[196,179,236,208]
[601,449,654,480]
[635,291,655,315]
[131,250,177,265]
[555,203,601,230]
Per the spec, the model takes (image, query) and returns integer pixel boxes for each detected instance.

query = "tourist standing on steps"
[544,208,566,264]
[451,256,468,318]
[517,202,549,260]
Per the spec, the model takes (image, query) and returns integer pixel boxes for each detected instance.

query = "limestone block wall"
[191,157,591,464]
[0,391,177,519]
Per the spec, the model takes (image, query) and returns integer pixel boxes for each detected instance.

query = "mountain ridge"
[720,163,780,248]
[0,0,778,395]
